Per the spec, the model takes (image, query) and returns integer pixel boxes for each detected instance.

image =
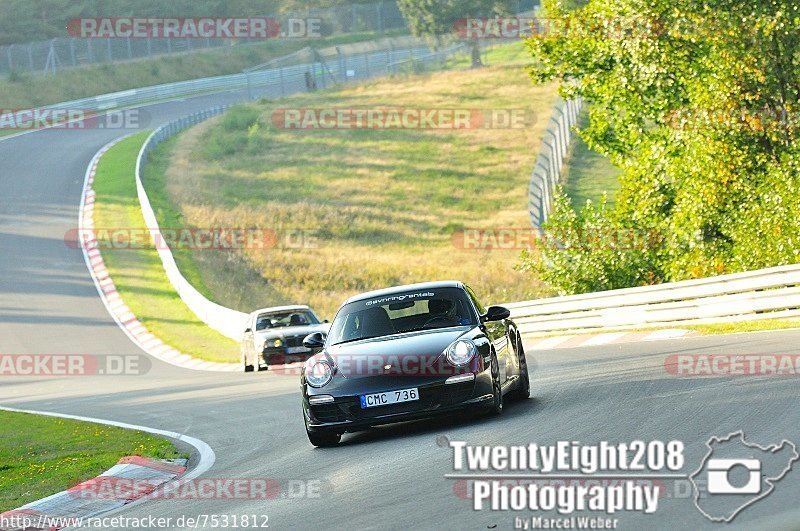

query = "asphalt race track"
[1,90,799,530]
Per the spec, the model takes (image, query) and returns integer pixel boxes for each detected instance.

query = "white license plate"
[286,346,310,354]
[360,388,419,409]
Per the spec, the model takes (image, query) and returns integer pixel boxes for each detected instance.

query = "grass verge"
[687,318,800,336]
[149,41,558,317]
[92,133,240,363]
[522,317,800,339]
[0,411,179,513]
[561,111,621,209]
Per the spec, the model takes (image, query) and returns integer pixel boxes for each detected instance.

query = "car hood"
[323,327,473,380]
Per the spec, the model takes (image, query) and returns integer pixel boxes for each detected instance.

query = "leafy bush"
[523,0,800,294]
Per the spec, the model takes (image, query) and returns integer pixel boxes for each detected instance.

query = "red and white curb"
[524,328,697,351]
[0,457,186,531]
[79,138,239,373]
[0,406,215,531]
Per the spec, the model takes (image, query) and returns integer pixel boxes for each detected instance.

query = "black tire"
[243,353,254,372]
[307,429,341,447]
[511,334,530,400]
[486,352,503,416]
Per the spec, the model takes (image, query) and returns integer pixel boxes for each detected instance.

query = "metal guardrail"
[0,0,543,78]
[528,97,582,227]
[132,40,472,340]
[504,265,800,335]
[136,107,250,341]
[0,0,410,78]
[17,37,444,121]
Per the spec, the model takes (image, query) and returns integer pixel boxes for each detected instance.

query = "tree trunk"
[471,40,483,68]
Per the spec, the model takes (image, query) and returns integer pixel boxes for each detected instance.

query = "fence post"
[279,66,286,97]
[6,45,13,72]
[127,37,132,59]
[27,44,34,72]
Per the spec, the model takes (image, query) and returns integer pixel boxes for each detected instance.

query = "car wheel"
[486,352,503,416]
[243,351,254,373]
[306,429,341,447]
[512,334,530,400]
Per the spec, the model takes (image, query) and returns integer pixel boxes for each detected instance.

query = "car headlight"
[273,338,283,348]
[306,360,333,388]
[445,339,477,366]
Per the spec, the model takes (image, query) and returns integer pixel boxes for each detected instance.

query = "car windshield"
[255,310,319,331]
[327,287,478,345]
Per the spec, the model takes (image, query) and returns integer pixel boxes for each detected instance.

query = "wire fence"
[243,36,467,99]
[9,36,466,123]
[527,97,583,228]
[0,0,540,78]
[0,0,407,78]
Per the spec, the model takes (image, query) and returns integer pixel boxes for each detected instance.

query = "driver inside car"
[426,298,471,327]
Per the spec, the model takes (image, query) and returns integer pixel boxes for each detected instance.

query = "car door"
[466,286,513,383]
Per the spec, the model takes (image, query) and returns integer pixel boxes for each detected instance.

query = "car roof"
[344,281,465,305]
[252,305,312,316]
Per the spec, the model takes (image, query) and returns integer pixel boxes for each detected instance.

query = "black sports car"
[300,281,530,447]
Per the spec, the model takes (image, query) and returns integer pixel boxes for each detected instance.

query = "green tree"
[396,0,516,66]
[522,0,800,294]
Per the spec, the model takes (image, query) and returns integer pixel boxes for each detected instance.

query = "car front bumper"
[303,370,494,433]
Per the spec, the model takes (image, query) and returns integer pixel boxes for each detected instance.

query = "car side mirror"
[303,332,327,349]
[482,306,511,323]
[244,328,252,334]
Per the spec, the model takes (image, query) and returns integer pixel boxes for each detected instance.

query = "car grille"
[310,403,348,423]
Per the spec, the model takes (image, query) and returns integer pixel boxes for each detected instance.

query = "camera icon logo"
[690,431,798,522]
[706,458,761,494]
